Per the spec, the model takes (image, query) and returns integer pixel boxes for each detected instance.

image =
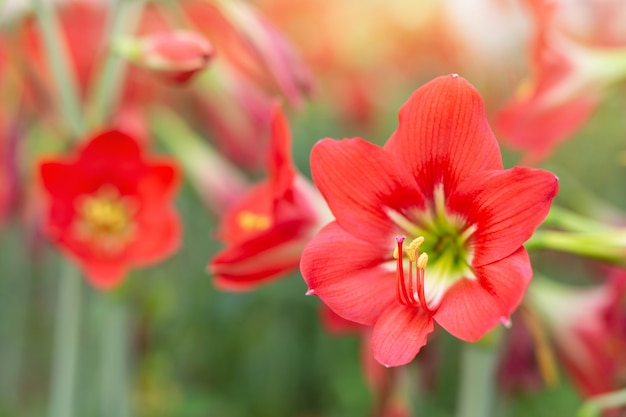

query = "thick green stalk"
[455,342,499,417]
[0,225,31,406]
[526,229,626,266]
[47,262,82,417]
[541,205,613,233]
[577,388,626,417]
[98,295,130,417]
[87,0,145,130]
[31,0,85,137]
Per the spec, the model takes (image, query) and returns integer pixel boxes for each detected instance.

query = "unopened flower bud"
[114,30,214,85]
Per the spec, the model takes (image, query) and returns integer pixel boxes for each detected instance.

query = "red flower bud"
[116,30,214,85]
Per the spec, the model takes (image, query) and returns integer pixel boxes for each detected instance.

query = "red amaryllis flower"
[300,74,558,367]
[209,104,330,291]
[39,130,181,289]
[495,0,626,165]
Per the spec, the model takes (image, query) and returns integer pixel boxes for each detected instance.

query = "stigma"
[394,236,431,312]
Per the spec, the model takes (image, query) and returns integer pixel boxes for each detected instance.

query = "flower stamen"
[74,186,138,254]
[394,236,431,313]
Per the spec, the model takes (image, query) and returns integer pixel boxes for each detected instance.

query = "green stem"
[87,0,146,131]
[577,388,626,417]
[455,342,499,417]
[150,107,248,214]
[0,225,31,406]
[541,205,613,233]
[47,262,82,417]
[98,295,130,417]
[31,0,85,137]
[526,229,626,265]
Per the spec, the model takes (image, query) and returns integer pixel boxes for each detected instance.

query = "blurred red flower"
[116,30,215,85]
[529,270,626,397]
[496,0,626,164]
[210,104,330,291]
[301,75,558,366]
[39,130,181,289]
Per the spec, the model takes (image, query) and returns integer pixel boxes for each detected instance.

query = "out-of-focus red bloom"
[183,0,312,107]
[497,306,558,393]
[301,75,558,367]
[12,0,312,170]
[209,104,330,291]
[115,30,214,85]
[39,130,181,289]
[528,271,626,397]
[177,0,312,169]
[496,0,626,165]
[16,0,161,138]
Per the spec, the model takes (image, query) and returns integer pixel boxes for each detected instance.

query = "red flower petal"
[40,161,89,198]
[139,162,180,203]
[371,304,434,367]
[384,74,503,200]
[301,222,396,325]
[211,217,311,291]
[267,104,296,202]
[434,247,532,341]
[448,167,558,266]
[78,130,142,165]
[496,93,597,166]
[80,258,127,290]
[310,138,423,243]
[128,207,181,266]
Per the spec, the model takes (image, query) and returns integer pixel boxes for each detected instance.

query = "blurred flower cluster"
[1,0,626,416]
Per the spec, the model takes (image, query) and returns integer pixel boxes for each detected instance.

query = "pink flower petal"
[384,74,503,200]
[310,138,423,244]
[371,304,434,367]
[447,167,558,266]
[301,222,396,325]
[434,247,532,341]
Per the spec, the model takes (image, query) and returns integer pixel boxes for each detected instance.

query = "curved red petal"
[139,161,180,203]
[384,74,503,200]
[211,217,310,291]
[78,130,142,164]
[128,207,181,266]
[496,94,597,166]
[310,138,423,244]
[267,103,297,201]
[371,304,434,367]
[40,161,87,198]
[81,259,128,290]
[434,247,532,341]
[300,222,396,325]
[448,167,558,266]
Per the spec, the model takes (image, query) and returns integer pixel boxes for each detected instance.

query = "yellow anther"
[237,210,271,231]
[74,186,137,254]
[393,246,399,259]
[404,236,425,262]
[82,197,129,234]
[417,252,428,269]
